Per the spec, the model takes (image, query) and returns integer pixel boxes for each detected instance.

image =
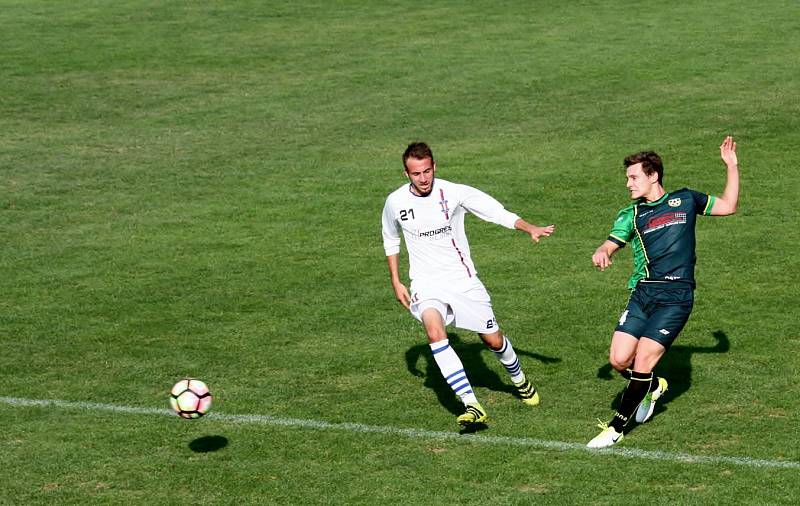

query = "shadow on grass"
[459,422,489,435]
[406,333,561,417]
[596,330,730,431]
[189,435,229,453]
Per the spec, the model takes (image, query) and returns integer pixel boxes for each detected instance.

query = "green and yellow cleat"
[635,377,668,423]
[514,378,540,406]
[457,403,488,427]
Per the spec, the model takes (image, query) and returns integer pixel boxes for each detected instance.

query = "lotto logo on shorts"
[486,319,496,329]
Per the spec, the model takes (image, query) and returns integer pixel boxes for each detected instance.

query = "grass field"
[2,0,799,504]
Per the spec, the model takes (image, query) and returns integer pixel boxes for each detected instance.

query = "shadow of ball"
[189,435,229,453]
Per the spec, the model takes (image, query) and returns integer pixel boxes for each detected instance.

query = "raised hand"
[720,135,738,168]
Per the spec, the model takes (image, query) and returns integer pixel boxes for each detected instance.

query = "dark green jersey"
[607,188,715,289]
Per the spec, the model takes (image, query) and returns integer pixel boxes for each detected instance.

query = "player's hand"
[720,135,738,168]
[592,250,612,271]
[393,282,411,310]
[530,224,555,243]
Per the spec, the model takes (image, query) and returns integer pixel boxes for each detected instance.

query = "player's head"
[624,151,663,184]
[623,151,663,201]
[403,142,436,196]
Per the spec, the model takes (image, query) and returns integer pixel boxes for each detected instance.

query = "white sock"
[430,339,478,405]
[492,335,526,385]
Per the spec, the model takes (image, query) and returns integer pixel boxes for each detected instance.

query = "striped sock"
[619,368,659,392]
[430,339,478,405]
[491,335,526,385]
[610,370,653,431]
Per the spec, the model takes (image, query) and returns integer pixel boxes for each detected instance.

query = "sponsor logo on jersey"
[643,212,686,234]
[668,198,682,207]
[414,225,453,240]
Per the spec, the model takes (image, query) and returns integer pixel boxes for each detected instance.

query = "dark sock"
[619,368,633,380]
[610,370,653,432]
[649,375,660,393]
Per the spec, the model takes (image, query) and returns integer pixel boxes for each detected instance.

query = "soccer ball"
[170,379,212,419]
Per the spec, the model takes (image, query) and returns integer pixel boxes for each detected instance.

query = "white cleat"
[635,377,669,423]
[587,421,624,448]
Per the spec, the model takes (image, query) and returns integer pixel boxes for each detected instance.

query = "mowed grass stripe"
[3,396,797,470]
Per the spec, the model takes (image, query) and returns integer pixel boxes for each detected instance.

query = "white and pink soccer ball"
[170,379,212,419]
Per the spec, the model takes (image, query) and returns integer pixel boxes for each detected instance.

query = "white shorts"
[409,277,499,334]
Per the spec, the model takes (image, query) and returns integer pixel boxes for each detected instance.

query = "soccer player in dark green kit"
[587,136,740,448]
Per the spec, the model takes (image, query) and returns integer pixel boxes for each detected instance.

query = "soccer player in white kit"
[382,142,555,429]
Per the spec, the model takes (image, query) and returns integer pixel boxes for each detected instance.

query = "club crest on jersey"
[438,189,450,219]
[668,198,682,207]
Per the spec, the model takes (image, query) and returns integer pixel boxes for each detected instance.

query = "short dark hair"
[403,142,434,171]
[624,151,664,185]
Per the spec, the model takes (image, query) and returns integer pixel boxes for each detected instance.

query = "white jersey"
[382,178,520,283]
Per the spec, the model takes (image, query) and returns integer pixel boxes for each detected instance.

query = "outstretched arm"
[514,218,555,243]
[710,136,739,216]
[592,240,621,271]
[386,254,411,309]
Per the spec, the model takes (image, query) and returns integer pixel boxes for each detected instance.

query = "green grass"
[2,0,799,504]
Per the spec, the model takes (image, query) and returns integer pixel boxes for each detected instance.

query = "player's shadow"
[406,333,561,424]
[597,330,730,430]
[189,435,229,453]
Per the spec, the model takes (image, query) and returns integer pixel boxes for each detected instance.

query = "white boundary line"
[2,396,798,470]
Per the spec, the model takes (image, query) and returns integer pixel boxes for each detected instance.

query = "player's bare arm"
[592,240,620,271]
[514,219,555,243]
[710,135,739,216]
[386,254,411,309]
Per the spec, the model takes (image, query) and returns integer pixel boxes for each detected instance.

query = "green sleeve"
[703,194,716,215]
[608,205,635,247]
[688,188,715,215]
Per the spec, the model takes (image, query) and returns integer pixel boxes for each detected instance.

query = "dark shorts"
[615,282,694,349]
